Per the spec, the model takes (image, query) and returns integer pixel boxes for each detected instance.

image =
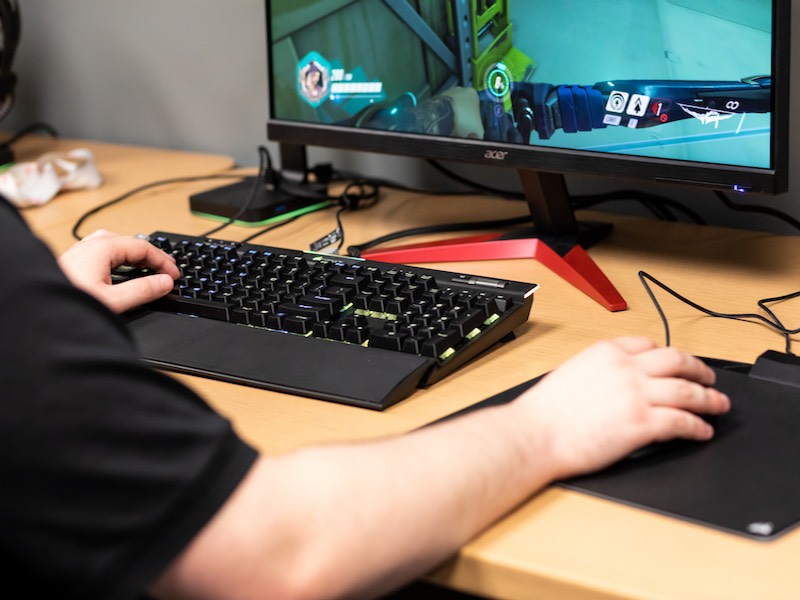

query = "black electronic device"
[264,0,790,311]
[189,143,330,226]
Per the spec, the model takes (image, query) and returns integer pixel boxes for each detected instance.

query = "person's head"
[305,63,323,89]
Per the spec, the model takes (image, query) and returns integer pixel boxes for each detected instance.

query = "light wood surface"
[19,139,800,599]
[14,136,236,253]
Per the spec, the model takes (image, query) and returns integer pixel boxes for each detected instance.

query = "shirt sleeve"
[0,200,258,600]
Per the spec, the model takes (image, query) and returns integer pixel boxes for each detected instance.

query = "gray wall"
[5,1,800,234]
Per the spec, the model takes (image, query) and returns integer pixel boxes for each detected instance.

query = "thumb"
[109,273,174,313]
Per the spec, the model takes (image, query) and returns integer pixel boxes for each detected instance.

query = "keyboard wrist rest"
[125,310,434,410]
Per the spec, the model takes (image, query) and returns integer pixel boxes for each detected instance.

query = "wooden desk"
[14,136,236,253]
[20,139,800,599]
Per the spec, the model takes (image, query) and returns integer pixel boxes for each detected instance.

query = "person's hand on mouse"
[58,229,179,314]
[509,336,731,480]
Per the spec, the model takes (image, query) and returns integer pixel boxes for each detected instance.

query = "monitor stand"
[189,144,330,226]
[360,169,627,312]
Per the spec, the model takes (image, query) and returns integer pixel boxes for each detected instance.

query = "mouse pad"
[435,364,800,540]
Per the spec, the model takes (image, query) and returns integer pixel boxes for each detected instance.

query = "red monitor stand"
[360,169,627,312]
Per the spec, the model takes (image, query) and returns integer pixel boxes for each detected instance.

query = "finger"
[648,407,715,443]
[632,346,716,386]
[105,237,179,277]
[641,376,730,415]
[107,274,175,313]
[606,336,659,355]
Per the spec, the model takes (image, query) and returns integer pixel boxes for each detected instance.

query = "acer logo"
[484,149,509,160]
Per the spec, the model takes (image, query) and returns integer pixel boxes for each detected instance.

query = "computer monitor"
[264,0,790,311]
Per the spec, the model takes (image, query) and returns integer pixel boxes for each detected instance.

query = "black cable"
[200,146,272,237]
[344,163,709,259]
[757,290,800,353]
[638,271,799,353]
[70,173,244,241]
[1,121,59,145]
[71,146,383,244]
[572,190,706,224]
[239,214,304,243]
[302,179,381,254]
[337,179,379,209]
[714,190,800,234]
[334,206,347,254]
[205,150,383,241]
[427,159,713,226]
[360,177,475,197]
[639,272,674,347]
[426,159,524,200]
[0,121,59,165]
[326,164,484,198]
[346,214,532,257]
[578,193,676,222]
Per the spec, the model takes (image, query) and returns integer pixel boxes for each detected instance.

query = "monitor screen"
[266,0,789,195]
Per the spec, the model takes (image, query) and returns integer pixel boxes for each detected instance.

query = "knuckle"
[673,378,699,402]
[660,347,688,370]
[679,411,698,435]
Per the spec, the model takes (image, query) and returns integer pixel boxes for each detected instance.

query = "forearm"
[155,401,556,600]
[269,403,556,598]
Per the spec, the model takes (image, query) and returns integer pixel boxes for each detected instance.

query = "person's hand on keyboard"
[512,336,732,480]
[58,229,179,313]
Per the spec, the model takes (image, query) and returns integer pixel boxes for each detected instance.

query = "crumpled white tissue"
[0,147,103,208]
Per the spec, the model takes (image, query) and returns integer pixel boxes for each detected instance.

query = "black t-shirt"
[0,199,258,599]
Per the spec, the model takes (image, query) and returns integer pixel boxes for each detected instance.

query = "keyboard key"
[151,293,232,321]
[369,330,405,351]
[277,301,331,322]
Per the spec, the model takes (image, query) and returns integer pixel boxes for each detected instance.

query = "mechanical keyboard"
[118,231,538,410]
